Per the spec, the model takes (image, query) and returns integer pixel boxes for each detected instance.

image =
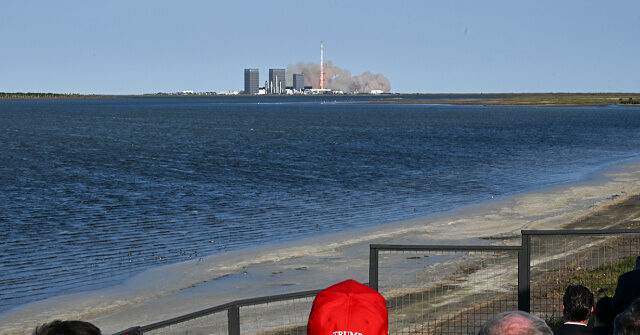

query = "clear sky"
[2,1,639,94]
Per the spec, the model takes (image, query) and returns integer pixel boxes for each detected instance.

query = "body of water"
[1,96,640,313]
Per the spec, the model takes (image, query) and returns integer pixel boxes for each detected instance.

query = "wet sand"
[2,160,640,335]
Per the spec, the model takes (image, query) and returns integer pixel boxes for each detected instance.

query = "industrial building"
[244,69,259,95]
[293,74,305,92]
[243,42,386,95]
[268,69,285,94]
[244,67,305,94]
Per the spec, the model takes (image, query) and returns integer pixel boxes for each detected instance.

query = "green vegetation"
[4,92,640,104]
[368,93,640,106]
[619,97,640,105]
[538,255,636,329]
[0,92,116,99]
[567,255,633,297]
[536,254,634,302]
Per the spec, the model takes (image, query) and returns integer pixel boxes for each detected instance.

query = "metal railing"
[113,229,640,335]
[113,288,322,335]
[368,229,640,335]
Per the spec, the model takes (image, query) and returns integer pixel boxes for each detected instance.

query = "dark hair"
[635,256,640,270]
[477,310,553,335]
[614,298,640,335]
[33,320,101,335]
[594,296,614,325]
[562,285,594,322]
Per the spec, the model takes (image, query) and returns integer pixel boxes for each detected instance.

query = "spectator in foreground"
[477,310,553,335]
[33,320,101,335]
[307,279,388,335]
[592,297,614,335]
[612,256,640,317]
[555,285,594,335]
[614,297,640,335]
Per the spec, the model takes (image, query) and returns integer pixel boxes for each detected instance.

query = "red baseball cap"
[307,279,388,335]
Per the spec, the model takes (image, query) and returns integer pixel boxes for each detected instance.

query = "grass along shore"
[367,93,640,106]
[0,92,117,99]
[3,92,640,105]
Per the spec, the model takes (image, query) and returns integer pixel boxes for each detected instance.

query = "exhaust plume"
[287,61,391,93]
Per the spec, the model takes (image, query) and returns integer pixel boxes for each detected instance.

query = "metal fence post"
[369,245,379,291]
[518,232,531,312]
[228,305,240,335]
[112,326,141,335]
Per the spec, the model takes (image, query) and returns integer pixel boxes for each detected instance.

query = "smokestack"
[320,41,324,90]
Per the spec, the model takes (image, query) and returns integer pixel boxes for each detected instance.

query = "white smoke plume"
[286,61,391,93]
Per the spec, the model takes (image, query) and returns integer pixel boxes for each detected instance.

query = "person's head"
[562,285,594,322]
[33,320,101,335]
[635,256,640,270]
[593,296,614,327]
[477,310,553,335]
[307,279,388,335]
[614,298,640,335]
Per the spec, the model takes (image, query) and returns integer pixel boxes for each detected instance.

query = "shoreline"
[360,93,640,106]
[3,93,640,106]
[2,160,640,334]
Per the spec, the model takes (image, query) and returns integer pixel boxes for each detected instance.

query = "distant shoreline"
[2,92,640,106]
[0,93,119,100]
[364,93,640,106]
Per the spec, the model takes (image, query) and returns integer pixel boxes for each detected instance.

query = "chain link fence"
[138,310,228,335]
[525,230,640,324]
[370,245,520,335]
[239,295,315,335]
[113,290,320,335]
[113,229,640,335]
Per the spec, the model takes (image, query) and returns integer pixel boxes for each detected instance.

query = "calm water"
[1,96,640,313]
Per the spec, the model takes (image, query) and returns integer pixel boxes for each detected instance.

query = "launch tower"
[320,41,324,90]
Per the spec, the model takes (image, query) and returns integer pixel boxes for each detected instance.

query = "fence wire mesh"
[528,232,640,324]
[114,230,640,335]
[141,310,228,335]
[376,248,519,335]
[239,296,315,335]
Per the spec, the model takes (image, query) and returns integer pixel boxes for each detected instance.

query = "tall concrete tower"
[269,69,285,94]
[244,69,259,94]
[293,73,305,91]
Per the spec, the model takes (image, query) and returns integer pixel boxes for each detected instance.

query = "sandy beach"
[2,159,640,335]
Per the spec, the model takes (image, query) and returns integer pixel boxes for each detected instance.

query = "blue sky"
[1,1,639,94]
